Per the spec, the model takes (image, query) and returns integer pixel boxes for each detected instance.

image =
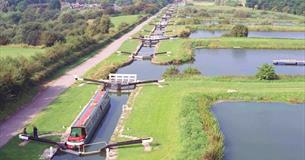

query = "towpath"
[0,15,156,148]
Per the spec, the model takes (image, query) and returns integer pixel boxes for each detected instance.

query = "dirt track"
[0,15,156,148]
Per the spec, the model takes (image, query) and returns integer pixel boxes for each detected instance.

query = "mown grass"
[155,38,305,64]
[117,76,305,160]
[0,136,60,160]
[0,45,45,58]
[154,39,192,64]
[111,15,142,30]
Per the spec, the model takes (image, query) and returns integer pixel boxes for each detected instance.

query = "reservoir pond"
[211,102,305,160]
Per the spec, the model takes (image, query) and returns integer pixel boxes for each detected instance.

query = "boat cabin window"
[70,127,86,137]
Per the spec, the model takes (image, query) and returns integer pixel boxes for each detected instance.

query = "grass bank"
[117,76,305,160]
[155,38,305,64]
[111,15,143,30]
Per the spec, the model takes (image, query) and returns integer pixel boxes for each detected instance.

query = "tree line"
[246,0,305,15]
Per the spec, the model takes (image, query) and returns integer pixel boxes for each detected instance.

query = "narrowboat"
[66,89,110,149]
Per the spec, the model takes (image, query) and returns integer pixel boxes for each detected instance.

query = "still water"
[189,49,305,76]
[119,49,305,77]
[189,30,305,39]
[212,102,305,160]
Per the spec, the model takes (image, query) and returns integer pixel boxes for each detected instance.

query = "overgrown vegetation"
[256,64,279,80]
[246,0,305,15]
[183,66,201,75]
[224,24,248,37]
[162,65,180,78]
[174,4,305,32]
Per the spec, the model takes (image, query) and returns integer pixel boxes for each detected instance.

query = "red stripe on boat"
[75,90,105,127]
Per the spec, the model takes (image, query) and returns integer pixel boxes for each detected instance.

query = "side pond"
[189,30,305,39]
[212,102,305,160]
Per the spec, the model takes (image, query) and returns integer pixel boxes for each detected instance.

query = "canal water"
[212,102,305,160]
[189,30,305,39]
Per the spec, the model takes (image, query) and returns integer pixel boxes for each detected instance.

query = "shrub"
[40,31,65,47]
[182,66,201,75]
[233,10,251,18]
[229,24,249,37]
[179,29,191,38]
[256,64,279,80]
[118,22,129,31]
[163,65,180,78]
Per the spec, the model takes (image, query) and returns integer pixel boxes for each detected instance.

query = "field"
[0,45,45,58]
[117,76,305,160]
[111,15,142,30]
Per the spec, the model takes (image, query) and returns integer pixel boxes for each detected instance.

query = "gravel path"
[0,15,155,148]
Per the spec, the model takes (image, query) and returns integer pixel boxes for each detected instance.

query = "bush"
[40,31,65,47]
[256,64,279,80]
[118,22,129,31]
[182,67,201,75]
[179,29,191,38]
[233,10,251,18]
[163,66,180,78]
[229,24,249,37]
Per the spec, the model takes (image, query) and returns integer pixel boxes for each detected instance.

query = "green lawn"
[0,136,60,160]
[111,15,141,30]
[0,45,45,58]
[155,38,305,64]
[117,76,305,160]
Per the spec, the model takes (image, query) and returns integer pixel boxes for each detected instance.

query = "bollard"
[49,146,53,157]
[142,138,153,152]
[106,148,110,160]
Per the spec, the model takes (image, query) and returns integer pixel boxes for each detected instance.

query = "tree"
[0,34,10,45]
[256,64,279,80]
[230,24,248,37]
[61,12,75,23]
[20,22,42,45]
[0,0,9,12]
[40,31,65,47]
[179,29,191,38]
[99,16,111,34]
[49,0,61,10]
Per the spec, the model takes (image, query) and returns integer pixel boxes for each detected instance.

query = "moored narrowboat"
[66,89,110,149]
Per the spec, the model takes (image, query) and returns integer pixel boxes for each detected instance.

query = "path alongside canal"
[0,14,157,148]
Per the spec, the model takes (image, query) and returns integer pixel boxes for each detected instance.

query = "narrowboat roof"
[73,90,107,127]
